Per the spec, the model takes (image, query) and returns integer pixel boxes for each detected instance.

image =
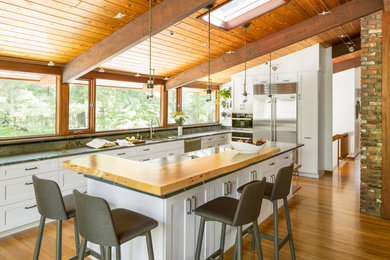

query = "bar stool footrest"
[206,248,222,260]
[259,232,291,248]
[67,248,103,260]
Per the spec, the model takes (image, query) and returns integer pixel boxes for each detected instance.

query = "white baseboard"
[297,171,322,179]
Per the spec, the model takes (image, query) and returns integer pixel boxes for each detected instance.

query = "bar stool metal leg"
[273,201,279,260]
[236,226,243,260]
[195,217,206,260]
[115,246,121,260]
[219,223,227,260]
[145,231,155,260]
[56,220,63,260]
[104,246,111,260]
[33,216,46,260]
[284,198,296,260]
[73,218,80,255]
[252,220,263,260]
[100,246,105,260]
[233,231,238,260]
[77,238,87,260]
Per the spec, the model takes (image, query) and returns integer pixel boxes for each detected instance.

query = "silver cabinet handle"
[269,162,275,166]
[224,182,229,196]
[284,156,289,159]
[25,204,37,210]
[186,198,192,215]
[191,196,197,213]
[77,172,83,175]
[143,148,150,151]
[169,153,174,156]
[117,152,126,156]
[25,182,33,185]
[253,170,257,180]
[142,158,150,161]
[304,137,312,139]
[227,181,232,194]
[25,167,38,171]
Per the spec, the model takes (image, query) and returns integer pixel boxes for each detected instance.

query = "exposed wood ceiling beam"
[183,81,220,90]
[62,0,216,83]
[333,56,361,74]
[332,37,361,58]
[166,0,383,90]
[384,0,390,12]
[0,59,62,75]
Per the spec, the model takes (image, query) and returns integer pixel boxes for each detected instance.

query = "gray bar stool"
[194,178,266,260]
[236,164,296,260]
[72,190,158,260]
[32,175,80,260]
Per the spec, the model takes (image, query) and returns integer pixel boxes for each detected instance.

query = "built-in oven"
[231,113,253,141]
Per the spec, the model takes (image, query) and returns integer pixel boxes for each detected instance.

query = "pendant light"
[146,0,154,99]
[205,4,214,102]
[242,23,250,104]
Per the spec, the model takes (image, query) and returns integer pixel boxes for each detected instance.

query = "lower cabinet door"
[0,199,40,232]
[59,169,87,191]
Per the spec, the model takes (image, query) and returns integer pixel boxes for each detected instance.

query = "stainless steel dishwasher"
[184,138,202,152]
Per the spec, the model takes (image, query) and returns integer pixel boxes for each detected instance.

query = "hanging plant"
[217,88,232,109]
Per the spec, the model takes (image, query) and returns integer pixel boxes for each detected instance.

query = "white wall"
[332,68,358,168]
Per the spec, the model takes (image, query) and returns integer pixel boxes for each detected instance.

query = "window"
[198,0,288,30]
[182,87,216,125]
[95,79,161,131]
[168,90,177,124]
[0,71,57,138]
[69,80,90,130]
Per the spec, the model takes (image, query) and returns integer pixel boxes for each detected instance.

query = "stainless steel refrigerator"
[252,83,297,143]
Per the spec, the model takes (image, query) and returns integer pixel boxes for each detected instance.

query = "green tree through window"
[0,78,56,138]
[182,88,216,124]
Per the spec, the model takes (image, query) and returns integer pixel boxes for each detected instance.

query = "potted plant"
[172,111,187,136]
[217,88,232,110]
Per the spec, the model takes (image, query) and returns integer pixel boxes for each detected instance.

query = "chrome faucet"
[149,118,160,139]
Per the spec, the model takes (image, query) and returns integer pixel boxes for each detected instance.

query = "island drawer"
[59,169,87,191]
[102,148,137,158]
[259,157,279,174]
[1,159,58,181]
[0,171,58,206]
[276,152,293,166]
[0,198,40,232]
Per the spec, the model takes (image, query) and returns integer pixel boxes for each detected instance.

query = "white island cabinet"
[83,147,295,260]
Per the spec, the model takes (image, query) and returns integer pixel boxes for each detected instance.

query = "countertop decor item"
[231,141,266,154]
[172,111,187,136]
[218,88,232,109]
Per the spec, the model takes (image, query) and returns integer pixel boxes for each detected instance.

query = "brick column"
[360,11,383,217]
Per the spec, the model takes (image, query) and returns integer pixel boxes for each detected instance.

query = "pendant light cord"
[208,8,211,86]
[244,26,247,93]
[149,0,152,82]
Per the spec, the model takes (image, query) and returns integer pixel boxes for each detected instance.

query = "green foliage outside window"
[69,84,89,129]
[96,86,160,131]
[0,79,56,138]
[182,89,216,124]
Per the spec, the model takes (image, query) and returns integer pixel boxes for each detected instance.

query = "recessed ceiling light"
[164,77,169,80]
[318,11,331,16]
[169,31,176,36]
[135,73,141,77]
[48,61,54,66]
[203,42,207,46]
[348,46,355,53]
[226,50,235,55]
[114,12,126,19]
[339,34,347,38]
[98,67,105,73]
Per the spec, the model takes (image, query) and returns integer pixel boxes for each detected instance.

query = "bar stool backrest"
[32,175,68,220]
[73,190,119,247]
[270,164,294,201]
[232,178,266,227]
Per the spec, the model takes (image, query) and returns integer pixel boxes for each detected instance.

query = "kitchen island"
[61,142,302,260]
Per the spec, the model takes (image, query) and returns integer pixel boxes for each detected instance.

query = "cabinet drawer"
[59,169,87,191]
[0,171,58,206]
[276,152,293,166]
[259,157,279,174]
[2,160,58,180]
[0,199,40,232]
[131,154,153,162]
[102,148,134,158]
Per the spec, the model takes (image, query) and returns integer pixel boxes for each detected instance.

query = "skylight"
[199,0,288,30]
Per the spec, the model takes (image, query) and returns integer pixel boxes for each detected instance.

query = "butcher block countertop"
[61,142,302,197]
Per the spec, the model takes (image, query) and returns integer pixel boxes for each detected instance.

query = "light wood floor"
[1,158,390,259]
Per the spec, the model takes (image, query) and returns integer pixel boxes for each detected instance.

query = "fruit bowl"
[231,141,266,154]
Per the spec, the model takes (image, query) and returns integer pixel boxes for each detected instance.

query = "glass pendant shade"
[147,80,154,98]
[206,87,212,102]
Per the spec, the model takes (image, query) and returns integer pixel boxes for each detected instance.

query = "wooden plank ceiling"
[0,0,360,84]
